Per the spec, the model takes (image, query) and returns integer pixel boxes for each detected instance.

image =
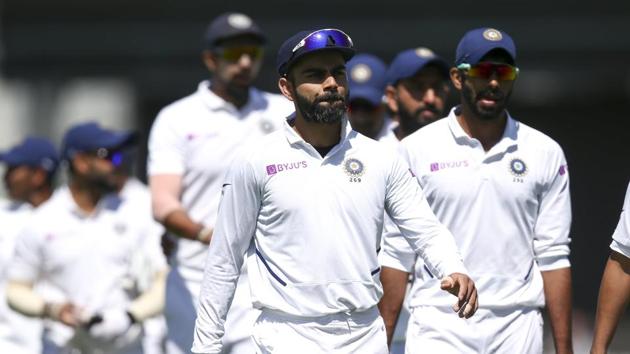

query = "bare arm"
[378,266,409,348]
[591,251,630,354]
[541,267,573,354]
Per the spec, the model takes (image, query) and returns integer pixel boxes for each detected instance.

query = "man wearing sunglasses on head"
[381,27,573,354]
[147,12,293,354]
[7,122,167,354]
[346,53,392,140]
[0,137,58,354]
[192,28,477,354]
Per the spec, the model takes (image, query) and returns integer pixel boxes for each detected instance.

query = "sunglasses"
[215,46,263,62]
[91,147,124,167]
[457,62,519,81]
[292,28,353,54]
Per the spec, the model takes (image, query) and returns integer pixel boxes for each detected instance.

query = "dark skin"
[3,165,53,207]
[348,98,387,139]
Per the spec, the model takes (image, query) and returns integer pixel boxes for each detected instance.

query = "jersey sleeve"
[384,155,467,279]
[610,181,630,258]
[533,145,572,271]
[8,225,43,283]
[147,108,186,176]
[379,214,416,273]
[192,150,261,354]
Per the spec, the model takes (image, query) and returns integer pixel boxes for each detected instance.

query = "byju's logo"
[430,160,469,172]
[266,161,308,175]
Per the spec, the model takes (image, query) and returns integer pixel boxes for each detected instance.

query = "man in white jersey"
[591,181,630,353]
[380,27,573,353]
[191,27,478,354]
[148,12,293,354]
[7,122,167,354]
[0,137,58,353]
[346,53,392,139]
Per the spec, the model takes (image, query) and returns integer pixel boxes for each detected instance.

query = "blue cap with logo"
[62,122,137,160]
[347,53,388,106]
[455,27,516,65]
[0,137,59,172]
[277,28,355,76]
[386,47,449,85]
[204,12,266,49]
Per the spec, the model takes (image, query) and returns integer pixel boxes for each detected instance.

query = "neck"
[28,187,53,208]
[210,80,249,109]
[457,104,507,151]
[68,177,103,214]
[293,112,342,148]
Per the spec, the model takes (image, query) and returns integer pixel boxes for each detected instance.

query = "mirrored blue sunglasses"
[291,28,353,53]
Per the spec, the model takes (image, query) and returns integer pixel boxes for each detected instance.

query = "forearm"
[6,280,46,317]
[162,209,206,241]
[541,267,573,354]
[378,266,409,347]
[591,251,630,353]
[128,269,168,322]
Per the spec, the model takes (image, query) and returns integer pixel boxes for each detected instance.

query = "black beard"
[461,83,511,121]
[397,102,441,133]
[295,91,347,124]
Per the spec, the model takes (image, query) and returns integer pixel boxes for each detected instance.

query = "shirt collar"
[447,106,519,149]
[283,114,354,153]
[56,185,121,219]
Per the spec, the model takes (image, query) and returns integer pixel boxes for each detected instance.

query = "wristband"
[196,227,212,243]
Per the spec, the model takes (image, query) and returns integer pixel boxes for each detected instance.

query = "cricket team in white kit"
[2,10,630,354]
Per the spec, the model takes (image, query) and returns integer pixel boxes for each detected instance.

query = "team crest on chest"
[259,120,275,134]
[509,158,528,177]
[343,158,365,183]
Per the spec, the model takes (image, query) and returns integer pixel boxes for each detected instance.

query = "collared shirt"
[611,181,630,257]
[192,117,466,353]
[147,81,294,281]
[381,107,572,309]
[0,201,41,354]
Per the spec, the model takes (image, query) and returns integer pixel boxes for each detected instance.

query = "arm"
[6,280,80,326]
[591,251,630,354]
[192,154,261,354]
[385,156,477,318]
[378,266,409,347]
[127,269,168,322]
[541,267,573,354]
[150,174,211,243]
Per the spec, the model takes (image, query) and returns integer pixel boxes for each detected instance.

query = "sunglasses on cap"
[90,148,124,167]
[292,28,353,54]
[215,46,264,62]
[457,62,519,81]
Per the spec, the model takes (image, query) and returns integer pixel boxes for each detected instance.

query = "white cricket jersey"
[611,181,630,257]
[382,107,572,309]
[8,186,166,347]
[0,202,42,354]
[192,117,467,353]
[147,81,294,281]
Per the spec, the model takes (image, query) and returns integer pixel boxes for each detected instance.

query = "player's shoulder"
[515,119,564,153]
[251,88,294,114]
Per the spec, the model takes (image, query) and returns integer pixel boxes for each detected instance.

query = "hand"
[440,273,478,318]
[88,309,132,340]
[44,302,81,327]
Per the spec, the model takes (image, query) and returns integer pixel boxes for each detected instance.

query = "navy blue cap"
[0,137,59,172]
[62,122,138,160]
[347,53,388,106]
[204,12,266,49]
[277,28,355,76]
[386,47,449,85]
[455,27,516,66]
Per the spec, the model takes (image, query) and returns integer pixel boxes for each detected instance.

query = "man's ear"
[278,76,295,102]
[450,68,463,90]
[202,50,218,73]
[384,85,398,114]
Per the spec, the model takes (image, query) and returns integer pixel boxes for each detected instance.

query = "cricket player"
[591,180,630,354]
[380,27,573,353]
[6,122,167,354]
[346,53,392,139]
[147,12,293,354]
[0,137,58,353]
[376,46,451,349]
[192,27,477,354]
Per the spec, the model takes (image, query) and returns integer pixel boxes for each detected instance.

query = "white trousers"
[252,306,388,354]
[405,306,543,354]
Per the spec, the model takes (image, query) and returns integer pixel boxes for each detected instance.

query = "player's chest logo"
[343,157,365,183]
[259,119,276,134]
[508,157,528,183]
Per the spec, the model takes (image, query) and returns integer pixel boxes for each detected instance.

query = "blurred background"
[1,0,629,352]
